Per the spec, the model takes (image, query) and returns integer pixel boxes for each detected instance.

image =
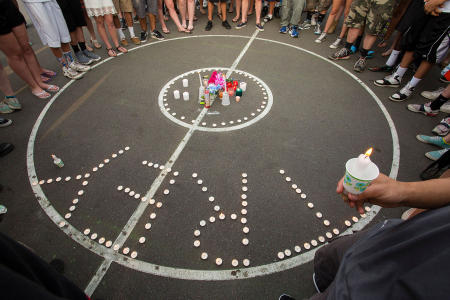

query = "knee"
[20,42,34,56]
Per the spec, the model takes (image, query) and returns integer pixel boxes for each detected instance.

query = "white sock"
[118,29,125,40]
[394,66,408,79]
[409,76,422,88]
[128,27,135,38]
[386,50,400,67]
[266,14,272,18]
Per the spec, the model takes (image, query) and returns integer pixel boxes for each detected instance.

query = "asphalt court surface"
[0,14,445,299]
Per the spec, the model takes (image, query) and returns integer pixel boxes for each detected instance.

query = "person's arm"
[424,0,447,15]
[336,173,450,214]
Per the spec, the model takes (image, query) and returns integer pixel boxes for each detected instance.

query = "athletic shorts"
[306,0,331,12]
[0,0,25,35]
[345,0,395,35]
[132,0,157,17]
[56,0,87,32]
[402,12,450,64]
[113,0,133,13]
[23,0,71,47]
[396,0,424,33]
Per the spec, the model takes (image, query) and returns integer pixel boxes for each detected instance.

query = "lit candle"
[355,148,373,171]
[343,148,379,194]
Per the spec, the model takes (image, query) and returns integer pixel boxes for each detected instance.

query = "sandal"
[32,90,51,99]
[116,46,128,54]
[91,39,102,49]
[232,16,239,22]
[107,48,117,57]
[187,26,194,33]
[40,75,51,83]
[86,43,94,52]
[162,28,170,34]
[41,70,57,78]
[46,85,60,92]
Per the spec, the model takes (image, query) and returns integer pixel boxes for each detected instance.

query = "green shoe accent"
[0,101,13,114]
[4,96,21,110]
[416,135,450,148]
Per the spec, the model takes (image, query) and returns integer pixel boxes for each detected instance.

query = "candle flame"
[365,148,373,157]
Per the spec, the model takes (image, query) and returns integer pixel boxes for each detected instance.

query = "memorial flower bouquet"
[206,71,226,100]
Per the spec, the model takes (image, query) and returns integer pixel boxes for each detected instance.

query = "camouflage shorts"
[344,0,396,35]
[305,0,332,12]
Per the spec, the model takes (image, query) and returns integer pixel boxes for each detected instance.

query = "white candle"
[173,90,180,99]
[240,82,247,91]
[182,79,189,87]
[183,92,189,101]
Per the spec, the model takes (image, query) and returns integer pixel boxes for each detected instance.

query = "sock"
[267,14,272,18]
[306,11,313,21]
[344,41,353,49]
[71,44,80,53]
[317,13,325,24]
[394,66,408,79]
[360,48,369,58]
[430,94,449,110]
[408,76,421,88]
[386,50,400,67]
[118,29,126,40]
[78,42,86,51]
[63,51,74,64]
[57,56,68,68]
[128,26,135,37]
[354,35,362,49]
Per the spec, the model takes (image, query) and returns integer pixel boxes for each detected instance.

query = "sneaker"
[374,74,401,87]
[440,75,450,83]
[263,14,273,23]
[256,23,264,31]
[425,148,449,161]
[0,118,12,127]
[407,102,439,116]
[3,96,21,110]
[389,84,414,102]
[69,61,90,72]
[279,26,288,34]
[329,37,342,49]
[222,20,231,29]
[140,31,148,42]
[289,25,299,38]
[120,38,129,46]
[353,57,366,72]
[315,32,326,43]
[421,87,445,100]
[314,24,321,35]
[131,36,141,45]
[74,51,93,65]
[441,103,450,113]
[0,102,13,114]
[205,20,213,31]
[299,20,311,30]
[311,13,317,26]
[432,117,450,136]
[82,49,101,62]
[416,134,450,148]
[133,16,139,23]
[368,65,394,72]
[151,30,165,40]
[236,22,247,29]
[62,66,83,79]
[329,47,351,60]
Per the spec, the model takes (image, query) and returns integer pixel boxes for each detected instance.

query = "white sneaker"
[69,61,90,72]
[374,73,401,87]
[315,32,326,43]
[420,87,445,100]
[330,37,342,49]
[311,13,317,26]
[314,24,321,35]
[441,103,450,113]
[62,66,83,80]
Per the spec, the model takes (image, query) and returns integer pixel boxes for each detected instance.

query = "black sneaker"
[256,23,264,31]
[205,20,213,31]
[222,20,231,29]
[236,22,247,29]
[0,118,12,128]
[140,31,148,42]
[151,30,165,40]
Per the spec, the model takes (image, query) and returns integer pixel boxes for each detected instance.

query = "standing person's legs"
[315,0,343,42]
[164,0,188,31]
[232,0,241,22]
[280,0,292,28]
[81,2,102,48]
[187,0,195,29]
[104,13,127,52]
[238,0,248,25]
[0,63,15,97]
[255,0,262,26]
[158,0,169,33]
[0,62,21,112]
[145,0,166,37]
[178,0,187,27]
[248,0,254,14]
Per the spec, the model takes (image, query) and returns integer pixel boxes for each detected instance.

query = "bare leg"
[241,0,248,22]
[361,34,377,50]
[165,0,186,31]
[139,17,148,32]
[268,0,275,15]
[220,2,227,21]
[0,63,15,96]
[255,0,261,24]
[158,0,169,32]
[187,0,195,29]
[148,14,157,31]
[104,14,122,48]
[323,0,344,33]
[233,0,241,21]
[178,0,187,27]
[248,0,254,14]
[229,0,234,12]
[83,10,101,48]
[345,27,360,43]
[94,15,113,49]
[208,1,214,20]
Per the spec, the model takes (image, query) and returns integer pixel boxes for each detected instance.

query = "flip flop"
[187,26,194,33]
[116,46,128,54]
[162,28,170,34]
[40,75,51,83]
[32,90,51,99]
[107,48,117,57]
[91,39,102,49]
[41,70,57,78]
[232,16,239,22]
[46,85,60,92]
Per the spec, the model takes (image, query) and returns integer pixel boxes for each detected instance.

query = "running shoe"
[263,14,273,23]
[407,102,439,116]
[75,51,93,65]
[120,18,127,30]
[0,118,12,127]
[222,20,231,29]
[236,22,247,29]
[329,37,341,49]
[425,148,448,161]
[353,57,366,72]
[120,38,129,46]
[421,87,445,100]
[416,134,450,148]
[3,96,21,110]
[279,26,288,34]
[329,47,351,60]
[205,21,213,31]
[432,117,450,136]
[0,102,13,114]
[368,65,394,72]
[314,24,321,35]
[374,73,401,87]
[82,49,101,62]
[151,30,165,40]
[289,25,299,38]
[299,20,311,30]
[441,103,450,113]
[140,31,148,42]
[389,84,414,102]
[256,23,264,31]
[440,75,450,83]
[315,32,326,43]
[62,66,83,80]
[131,36,141,45]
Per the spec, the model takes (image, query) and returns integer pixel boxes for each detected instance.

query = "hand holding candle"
[343,148,379,195]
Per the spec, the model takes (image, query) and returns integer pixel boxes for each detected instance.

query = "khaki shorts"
[112,0,133,13]
[344,0,395,35]
[305,0,332,12]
